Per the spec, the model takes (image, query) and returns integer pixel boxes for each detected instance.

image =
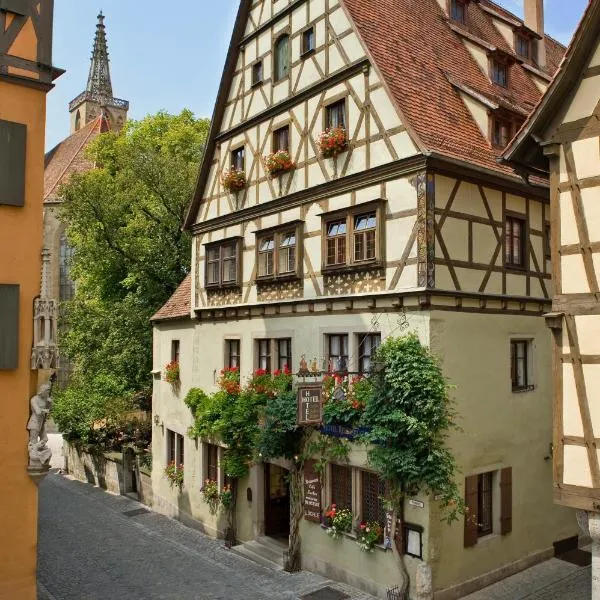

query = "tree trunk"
[285,460,304,572]
[398,498,410,599]
[225,478,239,547]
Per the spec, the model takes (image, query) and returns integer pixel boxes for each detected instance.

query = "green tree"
[361,333,463,598]
[53,110,210,437]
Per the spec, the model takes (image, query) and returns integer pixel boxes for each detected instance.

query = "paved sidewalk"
[462,555,590,600]
[38,473,377,600]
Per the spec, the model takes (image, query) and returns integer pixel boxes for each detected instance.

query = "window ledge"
[301,48,316,59]
[318,524,388,552]
[512,385,535,394]
[251,81,263,89]
[476,533,500,545]
[322,261,384,276]
[256,274,301,285]
[206,283,241,292]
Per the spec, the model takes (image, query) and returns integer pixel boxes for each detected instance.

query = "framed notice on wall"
[297,383,323,425]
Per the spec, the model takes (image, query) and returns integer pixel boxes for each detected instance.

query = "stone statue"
[27,383,53,473]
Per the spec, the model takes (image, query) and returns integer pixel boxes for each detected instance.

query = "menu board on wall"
[303,459,322,522]
[297,384,323,425]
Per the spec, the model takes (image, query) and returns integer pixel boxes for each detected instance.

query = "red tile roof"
[342,0,566,176]
[151,274,192,322]
[44,114,110,202]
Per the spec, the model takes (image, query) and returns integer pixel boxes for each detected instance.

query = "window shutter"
[0,284,19,369]
[0,0,29,15]
[500,467,513,535]
[0,119,26,207]
[464,475,479,548]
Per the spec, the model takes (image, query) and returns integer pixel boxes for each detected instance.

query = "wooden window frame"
[276,338,292,371]
[167,430,184,472]
[254,221,303,282]
[449,0,467,24]
[256,338,272,372]
[273,32,291,83]
[231,145,245,171]
[490,58,509,88]
[323,97,348,131]
[251,60,264,87]
[272,124,290,152]
[171,340,180,363]
[510,339,533,392]
[205,443,219,483]
[225,339,241,370]
[515,33,531,60]
[320,200,386,274]
[489,111,524,149]
[464,468,512,547]
[204,237,243,289]
[357,333,381,374]
[503,211,528,270]
[301,25,316,57]
[327,333,349,374]
[330,463,353,511]
[0,119,26,207]
[477,472,493,537]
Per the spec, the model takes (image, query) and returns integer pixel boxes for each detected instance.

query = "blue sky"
[45,0,587,150]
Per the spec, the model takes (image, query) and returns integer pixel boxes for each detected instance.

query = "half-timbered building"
[153,1,580,597]
[503,0,600,563]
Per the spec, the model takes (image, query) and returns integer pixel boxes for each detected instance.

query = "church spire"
[68,11,129,134]
[86,11,114,101]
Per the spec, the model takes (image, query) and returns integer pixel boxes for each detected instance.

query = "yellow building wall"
[428,310,577,593]
[0,77,47,599]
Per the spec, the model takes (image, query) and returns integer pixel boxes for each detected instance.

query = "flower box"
[317,127,348,158]
[221,168,246,192]
[164,360,180,384]
[264,150,296,177]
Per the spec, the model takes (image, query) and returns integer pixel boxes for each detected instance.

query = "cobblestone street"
[37,473,376,600]
[37,472,591,600]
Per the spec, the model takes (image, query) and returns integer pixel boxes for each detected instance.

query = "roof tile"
[152,274,192,322]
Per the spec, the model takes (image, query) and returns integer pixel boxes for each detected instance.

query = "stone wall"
[64,441,125,495]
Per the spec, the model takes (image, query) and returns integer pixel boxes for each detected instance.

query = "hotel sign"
[297,383,323,425]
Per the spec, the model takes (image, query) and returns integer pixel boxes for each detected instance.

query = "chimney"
[524,0,546,69]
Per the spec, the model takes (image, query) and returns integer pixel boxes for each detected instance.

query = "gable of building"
[185,0,565,229]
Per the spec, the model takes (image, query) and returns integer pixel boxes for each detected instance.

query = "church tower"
[68,12,129,134]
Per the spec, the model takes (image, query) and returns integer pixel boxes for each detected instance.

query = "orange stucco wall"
[0,77,47,600]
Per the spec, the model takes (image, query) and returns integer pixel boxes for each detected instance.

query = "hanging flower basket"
[317,127,348,158]
[164,360,180,384]
[221,168,246,192]
[264,150,296,178]
[323,504,353,539]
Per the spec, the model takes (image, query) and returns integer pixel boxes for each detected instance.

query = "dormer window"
[492,117,511,148]
[450,0,466,24]
[515,34,531,60]
[491,60,508,87]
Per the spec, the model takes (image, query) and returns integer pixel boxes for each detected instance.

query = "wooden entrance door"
[264,463,290,537]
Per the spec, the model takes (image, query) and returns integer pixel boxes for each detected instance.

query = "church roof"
[184,0,566,228]
[151,274,192,322]
[43,114,110,202]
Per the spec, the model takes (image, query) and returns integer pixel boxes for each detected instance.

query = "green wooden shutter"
[464,475,479,548]
[0,284,19,369]
[0,119,27,207]
[0,0,29,15]
[500,467,513,535]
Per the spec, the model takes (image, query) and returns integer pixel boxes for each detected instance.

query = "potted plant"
[164,360,180,384]
[356,521,384,552]
[219,483,233,512]
[264,150,296,177]
[164,460,184,491]
[221,168,246,192]
[323,504,353,539]
[317,127,348,158]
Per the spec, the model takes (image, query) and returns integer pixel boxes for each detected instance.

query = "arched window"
[274,34,290,82]
[75,110,81,132]
[59,233,75,302]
